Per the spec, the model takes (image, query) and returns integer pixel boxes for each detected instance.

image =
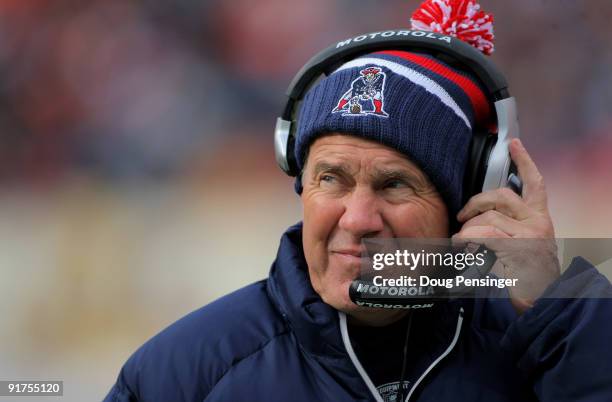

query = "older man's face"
[301,134,449,317]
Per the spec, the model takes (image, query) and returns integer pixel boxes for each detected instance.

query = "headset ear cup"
[463,131,497,205]
[274,117,300,177]
[286,133,299,176]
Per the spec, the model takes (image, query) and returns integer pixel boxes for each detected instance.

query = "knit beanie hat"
[293,0,495,218]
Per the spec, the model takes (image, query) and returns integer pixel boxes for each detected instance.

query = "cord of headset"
[396,310,414,402]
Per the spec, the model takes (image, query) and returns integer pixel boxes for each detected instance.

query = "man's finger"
[453,225,511,240]
[460,210,526,236]
[510,139,548,211]
[457,187,528,222]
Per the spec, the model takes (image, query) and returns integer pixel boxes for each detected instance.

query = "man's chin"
[326,281,375,314]
[319,280,356,311]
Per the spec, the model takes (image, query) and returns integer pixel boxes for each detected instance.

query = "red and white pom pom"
[411,0,495,55]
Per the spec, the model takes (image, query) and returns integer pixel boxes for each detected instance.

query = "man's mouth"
[330,249,373,269]
[332,248,363,257]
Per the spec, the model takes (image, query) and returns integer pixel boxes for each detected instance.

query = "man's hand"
[454,138,560,314]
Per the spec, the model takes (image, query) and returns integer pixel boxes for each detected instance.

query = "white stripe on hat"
[334,57,471,129]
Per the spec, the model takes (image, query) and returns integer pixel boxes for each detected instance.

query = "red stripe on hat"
[377,50,491,126]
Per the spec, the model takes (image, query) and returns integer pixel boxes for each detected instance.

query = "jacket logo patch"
[332,66,389,117]
[377,380,411,402]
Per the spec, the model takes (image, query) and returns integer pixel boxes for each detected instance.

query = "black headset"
[274,29,522,203]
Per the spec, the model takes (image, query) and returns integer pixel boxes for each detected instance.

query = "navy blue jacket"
[105,223,612,401]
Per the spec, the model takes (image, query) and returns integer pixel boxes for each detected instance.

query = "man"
[104,30,612,402]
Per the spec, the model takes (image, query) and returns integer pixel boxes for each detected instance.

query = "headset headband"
[281,29,510,120]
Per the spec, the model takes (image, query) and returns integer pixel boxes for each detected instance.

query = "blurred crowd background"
[0,0,611,400]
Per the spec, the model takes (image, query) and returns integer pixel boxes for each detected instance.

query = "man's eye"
[320,174,336,183]
[384,179,406,189]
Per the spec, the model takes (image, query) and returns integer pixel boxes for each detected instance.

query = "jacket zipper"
[339,307,464,402]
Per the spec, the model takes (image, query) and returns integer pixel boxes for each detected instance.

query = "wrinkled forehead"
[304,134,432,184]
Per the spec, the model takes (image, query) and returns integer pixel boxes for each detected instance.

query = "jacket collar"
[267,222,348,358]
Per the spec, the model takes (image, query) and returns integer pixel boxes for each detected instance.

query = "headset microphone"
[348,244,498,309]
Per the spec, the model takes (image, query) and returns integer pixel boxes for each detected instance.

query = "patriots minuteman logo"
[332,66,389,117]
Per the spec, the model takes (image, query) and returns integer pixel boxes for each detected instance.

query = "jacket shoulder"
[107,280,289,402]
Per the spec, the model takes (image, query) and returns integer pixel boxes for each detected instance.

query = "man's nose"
[338,187,384,238]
